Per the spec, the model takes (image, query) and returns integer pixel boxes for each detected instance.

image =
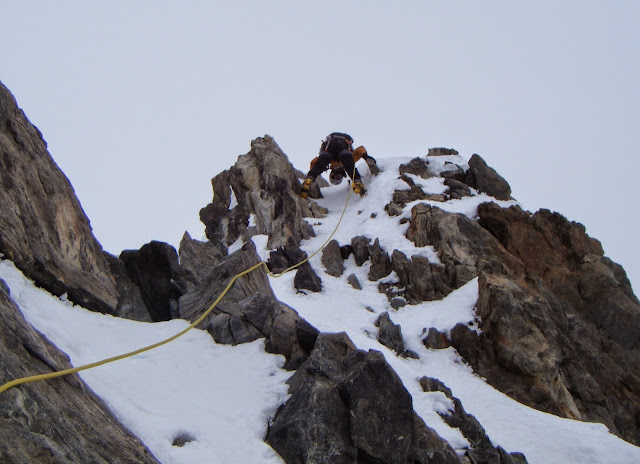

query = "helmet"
[329,168,346,185]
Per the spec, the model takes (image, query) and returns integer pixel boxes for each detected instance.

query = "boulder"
[399,157,432,179]
[375,311,405,355]
[350,236,371,266]
[0,81,117,314]
[266,333,463,464]
[321,239,345,277]
[347,273,362,290]
[294,262,323,293]
[423,328,452,350]
[465,154,512,200]
[120,241,186,321]
[428,148,460,157]
[368,238,392,281]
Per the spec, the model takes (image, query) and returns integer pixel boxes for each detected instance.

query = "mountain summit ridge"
[1,80,639,463]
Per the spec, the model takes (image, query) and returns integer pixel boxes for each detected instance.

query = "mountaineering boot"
[300,176,313,199]
[352,180,366,196]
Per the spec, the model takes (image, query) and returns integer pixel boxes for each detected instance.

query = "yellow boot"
[352,180,366,196]
[300,176,313,199]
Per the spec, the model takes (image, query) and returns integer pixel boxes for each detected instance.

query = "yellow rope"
[0,175,356,395]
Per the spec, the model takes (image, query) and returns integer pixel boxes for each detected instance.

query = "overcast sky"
[2,1,639,292]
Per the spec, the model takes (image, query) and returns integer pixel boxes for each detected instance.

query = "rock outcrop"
[457,203,640,445]
[178,240,318,370]
[386,149,640,445]
[266,332,464,464]
[120,241,188,321]
[199,135,320,250]
[465,154,512,200]
[0,81,117,314]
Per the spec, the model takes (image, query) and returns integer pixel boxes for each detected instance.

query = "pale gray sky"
[3,1,639,292]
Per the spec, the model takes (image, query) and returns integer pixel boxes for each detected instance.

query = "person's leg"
[337,150,361,181]
[308,152,331,180]
[337,150,366,195]
[301,152,332,198]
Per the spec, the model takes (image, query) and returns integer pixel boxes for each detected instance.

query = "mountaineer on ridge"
[300,132,376,199]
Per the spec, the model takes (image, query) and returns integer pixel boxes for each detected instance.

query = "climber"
[311,145,379,187]
[300,133,376,199]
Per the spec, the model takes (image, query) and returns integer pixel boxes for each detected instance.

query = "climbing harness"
[0,169,357,395]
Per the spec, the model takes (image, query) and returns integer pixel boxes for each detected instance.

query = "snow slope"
[2,155,640,463]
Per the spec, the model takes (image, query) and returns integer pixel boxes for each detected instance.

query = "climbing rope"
[0,173,356,395]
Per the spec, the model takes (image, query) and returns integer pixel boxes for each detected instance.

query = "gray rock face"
[293,262,323,293]
[453,202,640,445]
[105,252,152,322]
[199,135,317,250]
[178,231,225,290]
[375,311,405,355]
[400,190,640,445]
[350,236,371,266]
[321,239,344,277]
[120,241,186,321]
[368,238,392,281]
[405,203,525,287]
[0,278,159,464]
[388,249,451,303]
[384,154,640,447]
[266,333,463,464]
[0,81,117,314]
[178,241,318,369]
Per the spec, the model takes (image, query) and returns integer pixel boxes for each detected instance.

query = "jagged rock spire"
[199,135,323,251]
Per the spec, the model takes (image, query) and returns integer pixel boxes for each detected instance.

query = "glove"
[352,180,366,196]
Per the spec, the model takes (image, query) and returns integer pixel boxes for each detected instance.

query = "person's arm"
[362,152,376,163]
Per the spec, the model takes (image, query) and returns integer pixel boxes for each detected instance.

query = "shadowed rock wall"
[0,81,117,314]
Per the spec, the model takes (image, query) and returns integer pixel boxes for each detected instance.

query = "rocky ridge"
[1,78,640,463]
